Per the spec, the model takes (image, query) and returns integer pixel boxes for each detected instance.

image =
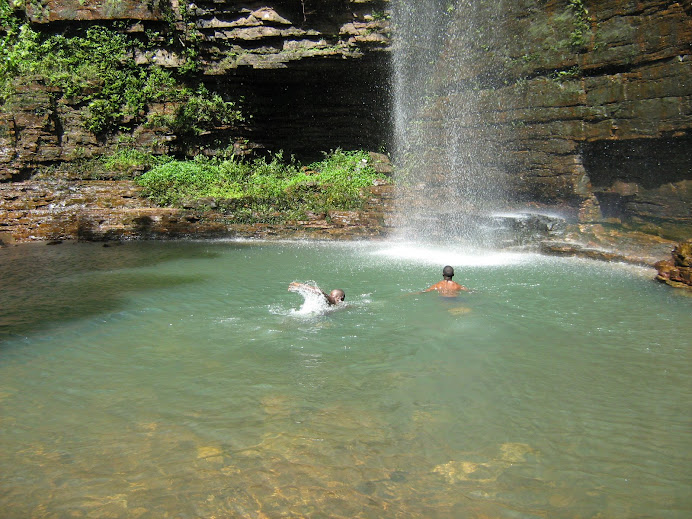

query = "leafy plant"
[0,2,243,139]
[550,65,582,82]
[101,148,173,174]
[0,1,37,103]
[167,85,244,136]
[568,0,590,49]
[136,150,386,222]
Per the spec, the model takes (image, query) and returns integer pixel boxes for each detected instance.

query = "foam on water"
[370,241,537,267]
[286,282,333,316]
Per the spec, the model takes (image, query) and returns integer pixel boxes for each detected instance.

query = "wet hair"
[443,265,455,278]
[330,289,345,302]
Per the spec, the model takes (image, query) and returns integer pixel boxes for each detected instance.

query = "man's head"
[442,265,455,279]
[329,289,345,304]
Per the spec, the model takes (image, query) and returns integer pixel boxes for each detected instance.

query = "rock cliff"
[415,0,691,240]
[0,0,391,181]
[655,239,692,288]
[0,0,690,254]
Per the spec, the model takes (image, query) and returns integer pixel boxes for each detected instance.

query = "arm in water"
[289,282,345,306]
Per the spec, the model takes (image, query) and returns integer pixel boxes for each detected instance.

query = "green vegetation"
[136,150,386,222]
[550,65,582,82]
[567,0,590,49]
[149,85,244,137]
[0,0,242,136]
[101,148,173,174]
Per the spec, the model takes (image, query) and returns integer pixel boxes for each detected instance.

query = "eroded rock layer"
[0,180,394,243]
[0,0,690,250]
[415,0,691,239]
[0,0,391,180]
[655,239,692,288]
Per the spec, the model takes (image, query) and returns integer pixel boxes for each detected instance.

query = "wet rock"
[656,240,692,289]
[672,240,692,268]
[0,232,16,247]
[368,152,394,176]
[411,0,692,236]
[0,181,395,243]
[541,223,679,267]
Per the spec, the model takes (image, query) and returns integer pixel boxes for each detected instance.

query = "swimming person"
[423,266,469,297]
[288,282,345,306]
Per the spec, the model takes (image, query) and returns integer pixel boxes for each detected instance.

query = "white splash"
[371,242,537,267]
[287,282,332,316]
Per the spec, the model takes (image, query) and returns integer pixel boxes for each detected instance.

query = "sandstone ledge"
[2,180,685,272]
[655,240,692,289]
[540,223,680,267]
[0,180,394,245]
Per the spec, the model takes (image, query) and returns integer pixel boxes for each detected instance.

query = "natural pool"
[1,239,690,518]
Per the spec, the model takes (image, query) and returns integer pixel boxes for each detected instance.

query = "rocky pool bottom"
[1,240,691,518]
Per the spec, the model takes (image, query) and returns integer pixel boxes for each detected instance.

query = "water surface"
[1,240,690,518]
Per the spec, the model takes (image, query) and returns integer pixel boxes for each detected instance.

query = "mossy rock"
[673,240,692,268]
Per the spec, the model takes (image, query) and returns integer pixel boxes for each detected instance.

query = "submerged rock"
[541,223,679,267]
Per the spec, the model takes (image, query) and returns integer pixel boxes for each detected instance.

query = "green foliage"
[550,65,582,82]
[0,1,35,98]
[0,3,243,138]
[136,150,386,222]
[101,148,173,174]
[166,85,244,136]
[306,149,379,202]
[567,0,590,49]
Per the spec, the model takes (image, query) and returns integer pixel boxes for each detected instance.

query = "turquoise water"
[1,240,691,518]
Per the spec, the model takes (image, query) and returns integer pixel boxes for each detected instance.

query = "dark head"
[442,265,455,279]
[328,289,345,305]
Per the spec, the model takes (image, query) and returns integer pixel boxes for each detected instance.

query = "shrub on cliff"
[136,150,385,222]
[0,3,242,137]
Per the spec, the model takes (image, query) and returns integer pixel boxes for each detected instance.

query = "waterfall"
[391,0,512,247]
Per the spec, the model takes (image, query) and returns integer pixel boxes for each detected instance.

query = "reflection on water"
[1,240,691,518]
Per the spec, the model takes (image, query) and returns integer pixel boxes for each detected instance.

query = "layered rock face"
[1,0,690,249]
[414,0,691,239]
[0,0,391,180]
[656,240,692,288]
[0,180,394,243]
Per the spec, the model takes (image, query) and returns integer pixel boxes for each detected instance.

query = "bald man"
[423,266,469,297]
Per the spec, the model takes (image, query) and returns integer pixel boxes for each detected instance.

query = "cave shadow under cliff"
[209,54,392,162]
[581,136,692,221]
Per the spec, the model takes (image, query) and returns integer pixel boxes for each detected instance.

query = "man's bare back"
[423,279,469,297]
[422,266,469,297]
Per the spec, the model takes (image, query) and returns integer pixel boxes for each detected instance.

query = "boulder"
[655,240,692,289]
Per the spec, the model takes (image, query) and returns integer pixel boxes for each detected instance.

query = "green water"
[1,240,690,518]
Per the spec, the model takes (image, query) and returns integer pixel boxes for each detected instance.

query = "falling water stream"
[392,0,512,245]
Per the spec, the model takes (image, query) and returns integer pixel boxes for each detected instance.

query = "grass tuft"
[135,150,388,222]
